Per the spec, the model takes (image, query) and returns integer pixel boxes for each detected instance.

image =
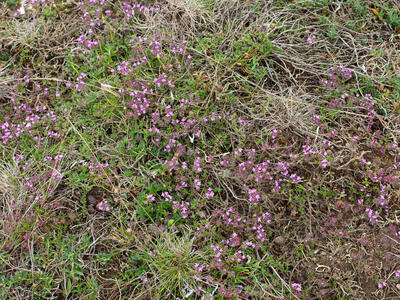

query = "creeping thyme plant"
[1,0,400,299]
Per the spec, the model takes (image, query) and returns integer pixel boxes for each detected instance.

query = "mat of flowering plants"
[1,0,400,299]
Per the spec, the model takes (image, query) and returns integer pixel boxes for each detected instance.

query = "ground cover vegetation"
[1,0,400,299]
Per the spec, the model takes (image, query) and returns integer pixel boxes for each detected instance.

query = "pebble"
[87,195,97,205]
[274,236,286,245]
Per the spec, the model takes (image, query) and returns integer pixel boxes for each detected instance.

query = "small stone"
[87,195,97,205]
[274,236,285,245]
[396,283,400,290]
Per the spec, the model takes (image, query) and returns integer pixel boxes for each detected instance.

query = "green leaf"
[167,219,175,227]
